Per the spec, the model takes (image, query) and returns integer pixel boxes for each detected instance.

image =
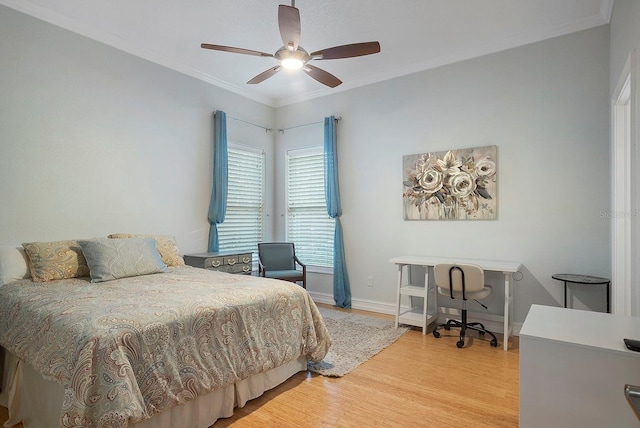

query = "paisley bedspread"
[0,266,331,427]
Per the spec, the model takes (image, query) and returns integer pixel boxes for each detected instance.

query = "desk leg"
[395,264,403,329]
[503,272,512,351]
[422,266,429,335]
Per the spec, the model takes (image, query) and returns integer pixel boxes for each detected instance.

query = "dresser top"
[520,304,640,357]
[184,251,252,258]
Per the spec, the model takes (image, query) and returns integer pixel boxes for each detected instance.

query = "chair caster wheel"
[444,325,451,331]
[433,330,440,338]
[456,340,464,348]
[478,331,485,337]
[490,339,498,347]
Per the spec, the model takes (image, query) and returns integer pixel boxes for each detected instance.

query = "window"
[218,144,265,253]
[286,147,334,268]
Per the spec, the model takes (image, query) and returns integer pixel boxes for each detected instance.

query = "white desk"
[390,255,522,350]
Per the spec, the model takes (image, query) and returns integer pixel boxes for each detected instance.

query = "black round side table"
[551,274,611,313]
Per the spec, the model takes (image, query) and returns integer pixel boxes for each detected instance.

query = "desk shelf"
[397,306,437,328]
[395,267,437,334]
[399,284,428,297]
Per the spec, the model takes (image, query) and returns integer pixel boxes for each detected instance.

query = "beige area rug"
[308,307,410,377]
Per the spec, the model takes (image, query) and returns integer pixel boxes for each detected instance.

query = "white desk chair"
[432,263,498,348]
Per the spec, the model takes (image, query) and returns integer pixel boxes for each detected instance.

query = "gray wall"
[0,6,275,254]
[276,25,611,324]
[1,5,612,327]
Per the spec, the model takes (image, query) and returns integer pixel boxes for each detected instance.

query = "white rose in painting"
[476,156,496,177]
[448,171,476,198]
[418,169,443,193]
[436,151,462,175]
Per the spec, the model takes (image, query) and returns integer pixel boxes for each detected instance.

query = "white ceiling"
[2,0,613,107]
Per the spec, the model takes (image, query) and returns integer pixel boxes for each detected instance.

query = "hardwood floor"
[0,304,519,427]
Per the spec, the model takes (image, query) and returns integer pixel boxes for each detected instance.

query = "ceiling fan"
[201,1,381,88]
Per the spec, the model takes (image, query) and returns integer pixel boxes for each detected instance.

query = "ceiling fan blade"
[303,64,342,88]
[247,65,282,84]
[201,43,273,58]
[310,42,381,60]
[278,5,301,51]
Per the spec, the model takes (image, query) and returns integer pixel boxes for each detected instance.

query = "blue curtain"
[207,111,228,252]
[324,116,351,308]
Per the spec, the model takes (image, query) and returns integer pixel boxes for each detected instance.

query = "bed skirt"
[0,347,307,428]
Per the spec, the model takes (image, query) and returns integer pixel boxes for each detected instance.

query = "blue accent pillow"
[78,237,168,283]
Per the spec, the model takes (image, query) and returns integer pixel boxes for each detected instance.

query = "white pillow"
[0,245,31,286]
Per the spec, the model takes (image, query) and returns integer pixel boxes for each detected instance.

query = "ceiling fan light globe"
[275,45,309,70]
[281,58,304,70]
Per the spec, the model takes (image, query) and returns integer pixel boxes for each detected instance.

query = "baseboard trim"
[308,291,399,316]
[308,291,523,336]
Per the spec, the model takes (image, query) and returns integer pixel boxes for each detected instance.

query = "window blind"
[218,145,265,253]
[287,148,334,268]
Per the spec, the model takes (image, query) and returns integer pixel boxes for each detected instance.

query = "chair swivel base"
[433,319,499,348]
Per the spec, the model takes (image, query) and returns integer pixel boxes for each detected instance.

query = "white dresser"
[520,304,640,427]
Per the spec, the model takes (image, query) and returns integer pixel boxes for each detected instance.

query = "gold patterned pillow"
[22,240,90,282]
[107,234,185,267]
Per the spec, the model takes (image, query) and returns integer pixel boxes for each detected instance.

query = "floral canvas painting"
[403,145,497,220]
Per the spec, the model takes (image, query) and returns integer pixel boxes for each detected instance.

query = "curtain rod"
[278,116,341,134]
[214,111,273,133]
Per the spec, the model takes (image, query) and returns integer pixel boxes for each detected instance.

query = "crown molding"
[600,0,614,23]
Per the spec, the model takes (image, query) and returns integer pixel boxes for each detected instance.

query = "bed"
[0,237,331,428]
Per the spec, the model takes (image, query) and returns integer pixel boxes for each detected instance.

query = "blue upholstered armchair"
[257,242,306,289]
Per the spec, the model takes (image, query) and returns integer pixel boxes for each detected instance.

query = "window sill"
[307,266,333,275]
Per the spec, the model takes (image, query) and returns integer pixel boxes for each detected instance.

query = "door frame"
[611,51,637,316]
